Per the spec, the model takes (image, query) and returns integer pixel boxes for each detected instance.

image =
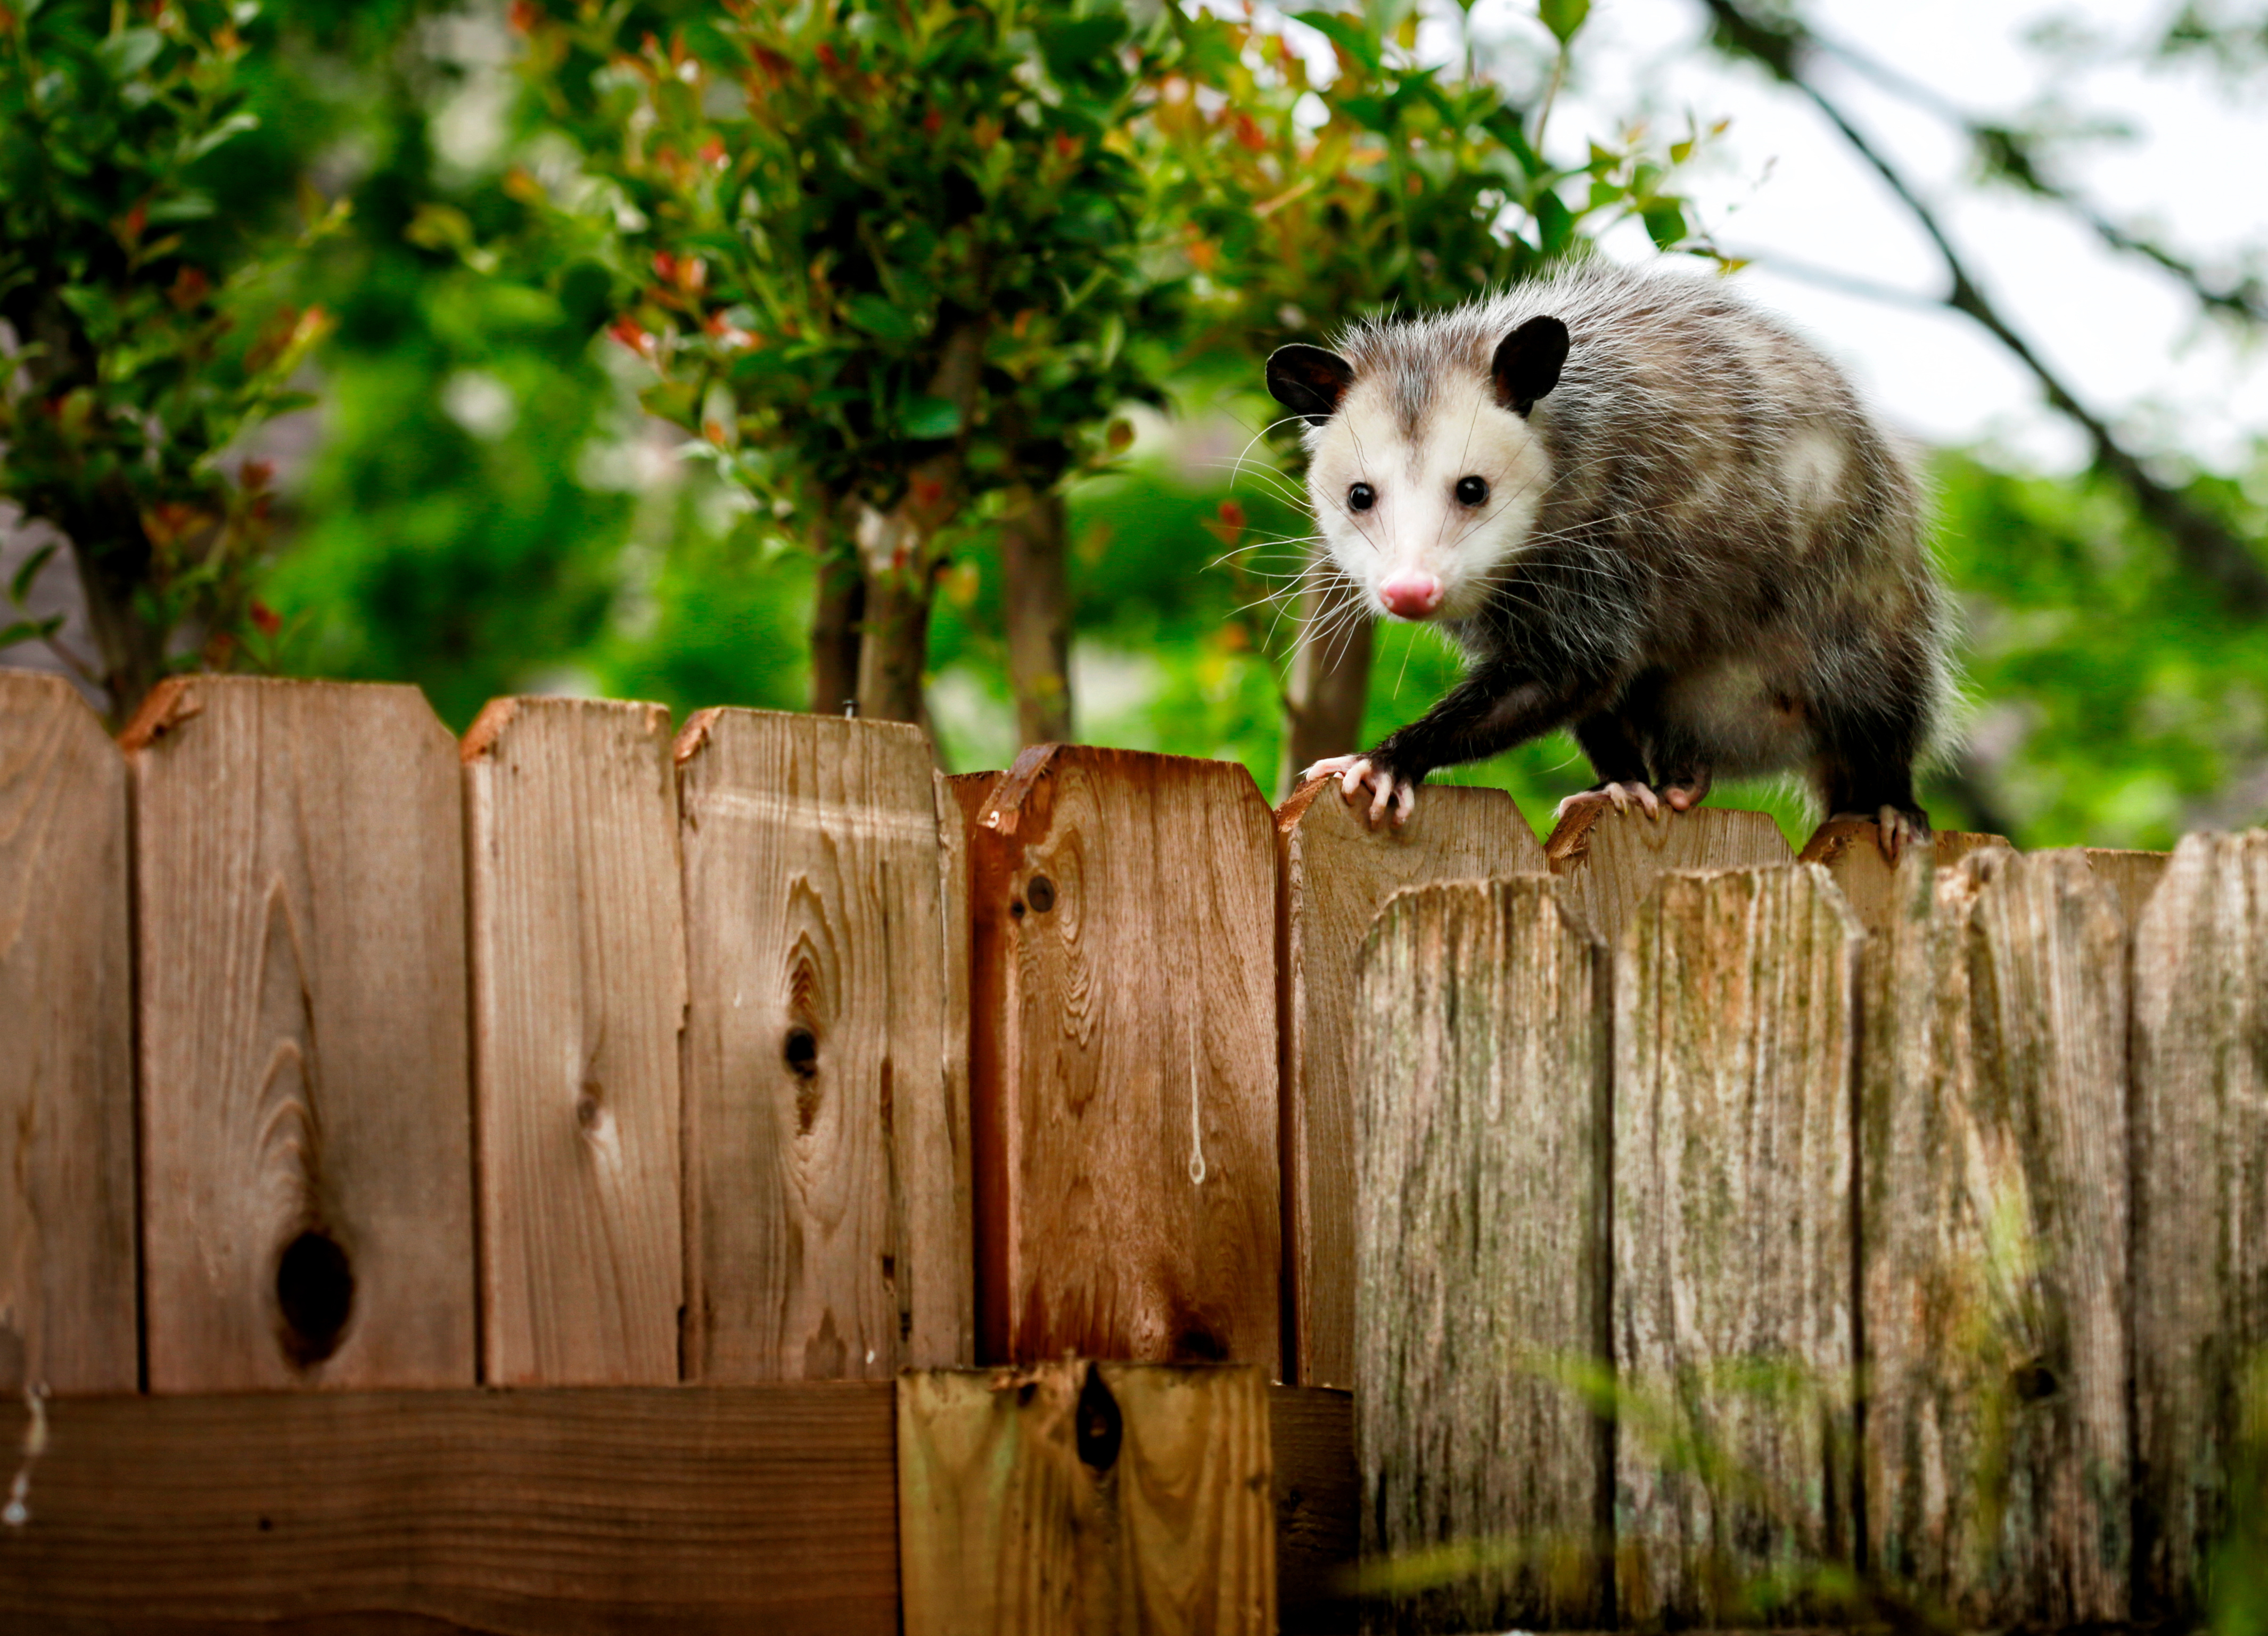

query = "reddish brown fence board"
[125,676,475,1392]
[463,697,685,1386]
[1277,780,1545,1390]
[0,1383,899,1635]
[1355,876,1612,1631]
[1613,863,1862,1625]
[1861,848,2130,1626]
[0,671,137,1393]
[2132,831,2268,1616]
[968,745,1279,1366]
[674,707,972,1381]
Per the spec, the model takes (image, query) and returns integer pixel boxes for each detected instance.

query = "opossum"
[1266,258,1951,856]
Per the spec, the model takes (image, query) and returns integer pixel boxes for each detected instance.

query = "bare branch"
[1698,0,2268,615]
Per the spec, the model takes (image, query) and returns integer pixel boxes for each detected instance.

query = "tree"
[0,0,329,720]
[527,0,1166,729]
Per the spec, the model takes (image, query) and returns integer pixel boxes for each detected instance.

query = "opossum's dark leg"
[1814,692,1933,860]
[1573,711,1649,786]
[1562,709,1671,820]
[1328,667,1595,827]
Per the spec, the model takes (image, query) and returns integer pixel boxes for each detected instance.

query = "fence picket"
[1861,847,2129,1625]
[125,676,474,1392]
[968,745,1279,1365]
[1277,779,1546,1390]
[674,707,972,1380]
[2083,845,2171,923]
[1354,875,1612,1631]
[1613,863,1861,1625]
[1544,803,1791,943]
[2131,830,2268,1618]
[1797,819,2010,936]
[0,671,138,1393]
[463,697,685,1385]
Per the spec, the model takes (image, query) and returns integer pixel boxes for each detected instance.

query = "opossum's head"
[1267,315,1567,623]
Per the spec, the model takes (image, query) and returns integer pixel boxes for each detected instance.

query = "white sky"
[1276,0,2268,473]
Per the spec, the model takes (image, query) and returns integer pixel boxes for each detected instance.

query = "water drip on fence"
[276,1228,355,1367]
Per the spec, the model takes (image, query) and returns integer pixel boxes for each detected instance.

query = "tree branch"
[1698,0,2268,614]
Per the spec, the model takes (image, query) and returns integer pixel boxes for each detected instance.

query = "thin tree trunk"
[849,320,988,727]
[1279,551,1375,797]
[999,488,1073,745]
[69,513,165,727]
[810,542,865,717]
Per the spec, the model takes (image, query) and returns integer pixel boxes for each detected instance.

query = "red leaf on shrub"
[249,601,282,637]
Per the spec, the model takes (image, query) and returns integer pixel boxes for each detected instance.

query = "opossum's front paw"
[1304,754,1417,829]
[1554,781,1666,823]
[1827,805,1933,863]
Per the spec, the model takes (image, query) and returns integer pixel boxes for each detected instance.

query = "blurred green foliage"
[1,0,2263,855]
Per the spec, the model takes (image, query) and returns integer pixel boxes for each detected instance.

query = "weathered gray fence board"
[2083,845,2171,924]
[674,707,972,1381]
[2131,830,2268,1617]
[1277,779,1545,1390]
[1614,863,1861,1626]
[125,676,474,1392]
[1797,819,2010,937]
[463,697,685,1386]
[1356,877,1611,1631]
[1861,847,2130,1626]
[0,671,137,1393]
[1546,804,1791,944]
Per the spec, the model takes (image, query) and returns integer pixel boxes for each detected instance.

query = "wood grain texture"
[898,1361,1275,1636]
[968,746,1279,1367]
[1269,1385,1358,1636]
[1860,847,2130,1626]
[1544,803,1791,945]
[674,707,972,1381]
[0,1383,898,1634]
[1614,864,1861,1626]
[1277,777,1546,1391]
[1796,819,2010,937]
[125,676,474,1393]
[463,697,685,1386]
[2083,845,2170,924]
[1354,876,1612,1631]
[2131,830,2268,1617]
[0,670,137,1393]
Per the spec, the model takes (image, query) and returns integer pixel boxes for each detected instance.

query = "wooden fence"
[0,665,2254,1632]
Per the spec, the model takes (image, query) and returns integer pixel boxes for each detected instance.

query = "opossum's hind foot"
[1303,754,1417,829]
[1828,805,1933,864]
[1554,781,1666,823]
[1657,766,1713,813]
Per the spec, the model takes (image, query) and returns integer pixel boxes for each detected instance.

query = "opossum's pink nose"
[1378,572,1444,619]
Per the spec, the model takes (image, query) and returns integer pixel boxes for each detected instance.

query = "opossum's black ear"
[1492,316,1568,416]
[1266,345,1355,426]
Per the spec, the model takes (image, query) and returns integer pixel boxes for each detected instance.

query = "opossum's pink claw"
[1301,753,1363,785]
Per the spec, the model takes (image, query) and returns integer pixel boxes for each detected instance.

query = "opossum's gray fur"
[1301,258,1954,811]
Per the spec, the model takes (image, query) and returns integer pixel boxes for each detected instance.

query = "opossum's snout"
[1378,572,1444,619]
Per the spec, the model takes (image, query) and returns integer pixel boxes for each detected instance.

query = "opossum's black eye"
[1347,482,1376,513]
[1455,475,1489,506]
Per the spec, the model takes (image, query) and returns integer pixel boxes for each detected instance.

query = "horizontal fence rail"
[2,664,2256,1631]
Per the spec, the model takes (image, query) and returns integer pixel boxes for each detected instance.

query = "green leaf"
[1291,11,1384,77]
[1539,0,1589,45]
[9,542,60,606]
[0,615,66,650]
[145,193,217,225]
[182,111,259,165]
[96,28,165,81]
[1641,199,1687,248]
[899,395,962,439]
[845,293,921,344]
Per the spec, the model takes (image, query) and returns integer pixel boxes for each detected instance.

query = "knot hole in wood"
[275,1226,354,1367]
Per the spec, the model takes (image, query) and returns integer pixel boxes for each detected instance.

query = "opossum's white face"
[1303,374,1552,625]
[1267,315,1568,626]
